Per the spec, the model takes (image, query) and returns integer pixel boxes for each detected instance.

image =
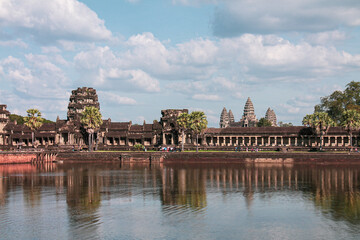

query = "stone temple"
[67,87,100,121]
[265,108,277,126]
[221,97,277,128]
[220,107,234,128]
[239,97,258,127]
[0,88,357,150]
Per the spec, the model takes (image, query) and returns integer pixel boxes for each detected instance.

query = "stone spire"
[239,97,258,127]
[265,108,277,126]
[228,110,234,123]
[220,107,229,128]
[67,87,100,121]
[243,97,255,118]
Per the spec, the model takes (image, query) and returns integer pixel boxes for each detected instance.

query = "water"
[1,162,360,240]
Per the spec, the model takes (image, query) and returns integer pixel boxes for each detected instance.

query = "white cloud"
[0,39,27,48]
[206,0,360,36]
[305,30,347,45]
[98,91,137,105]
[0,55,70,98]
[73,32,360,102]
[0,0,112,43]
[192,94,221,101]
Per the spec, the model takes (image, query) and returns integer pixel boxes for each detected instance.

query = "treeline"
[315,81,360,124]
[10,113,54,124]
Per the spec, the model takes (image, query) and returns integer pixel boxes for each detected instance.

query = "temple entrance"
[62,133,68,144]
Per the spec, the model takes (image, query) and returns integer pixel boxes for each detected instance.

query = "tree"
[315,81,360,124]
[80,106,103,152]
[257,118,272,127]
[340,109,360,150]
[278,121,293,127]
[302,112,335,151]
[189,111,208,153]
[177,112,190,151]
[24,109,44,147]
[134,144,144,151]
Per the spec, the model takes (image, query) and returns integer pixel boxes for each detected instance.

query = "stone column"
[210,137,213,145]
[255,137,258,146]
[274,136,277,146]
[171,134,174,145]
[280,136,283,146]
[341,136,344,146]
[242,137,245,146]
[295,137,298,146]
[236,137,239,145]
[217,136,219,146]
[229,137,233,146]
[162,133,166,145]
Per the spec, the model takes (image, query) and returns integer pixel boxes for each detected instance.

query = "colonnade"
[202,135,355,147]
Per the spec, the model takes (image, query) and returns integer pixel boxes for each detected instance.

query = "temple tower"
[67,87,100,121]
[228,110,235,124]
[220,108,235,128]
[265,108,277,126]
[0,105,10,133]
[239,97,258,127]
[220,107,229,128]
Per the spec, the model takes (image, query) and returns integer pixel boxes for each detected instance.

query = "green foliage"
[302,112,335,134]
[176,112,191,151]
[134,144,145,151]
[257,118,272,127]
[10,113,53,125]
[80,106,103,130]
[24,109,44,131]
[177,112,191,130]
[315,81,360,123]
[278,121,293,127]
[9,114,24,125]
[340,109,360,132]
[189,111,208,134]
[302,112,335,150]
[189,111,208,153]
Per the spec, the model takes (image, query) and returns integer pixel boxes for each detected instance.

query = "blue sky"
[1,0,360,126]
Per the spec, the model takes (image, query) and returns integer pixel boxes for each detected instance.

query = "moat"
[1,162,360,239]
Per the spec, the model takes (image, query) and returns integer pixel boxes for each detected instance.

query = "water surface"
[1,162,360,239]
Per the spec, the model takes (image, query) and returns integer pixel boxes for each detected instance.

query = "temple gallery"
[0,87,356,150]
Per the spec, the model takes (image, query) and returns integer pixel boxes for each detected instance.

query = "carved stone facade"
[67,87,100,121]
[265,108,277,126]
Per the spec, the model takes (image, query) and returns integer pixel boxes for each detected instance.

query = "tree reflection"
[161,166,207,209]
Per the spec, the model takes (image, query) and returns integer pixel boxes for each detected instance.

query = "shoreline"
[2,151,360,164]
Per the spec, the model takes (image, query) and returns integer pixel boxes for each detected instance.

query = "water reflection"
[1,162,360,239]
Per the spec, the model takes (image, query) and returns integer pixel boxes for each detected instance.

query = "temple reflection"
[1,163,360,224]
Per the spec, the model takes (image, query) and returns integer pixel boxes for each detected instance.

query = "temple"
[0,88,358,151]
[265,108,277,126]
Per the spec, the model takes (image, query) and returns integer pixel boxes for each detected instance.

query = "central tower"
[67,87,100,121]
[239,97,258,127]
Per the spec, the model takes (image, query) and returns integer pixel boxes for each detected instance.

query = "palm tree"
[340,109,360,150]
[80,106,103,152]
[302,112,335,151]
[189,111,208,153]
[177,112,190,152]
[24,109,44,147]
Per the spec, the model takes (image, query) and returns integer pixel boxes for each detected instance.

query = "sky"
[1,0,360,126]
